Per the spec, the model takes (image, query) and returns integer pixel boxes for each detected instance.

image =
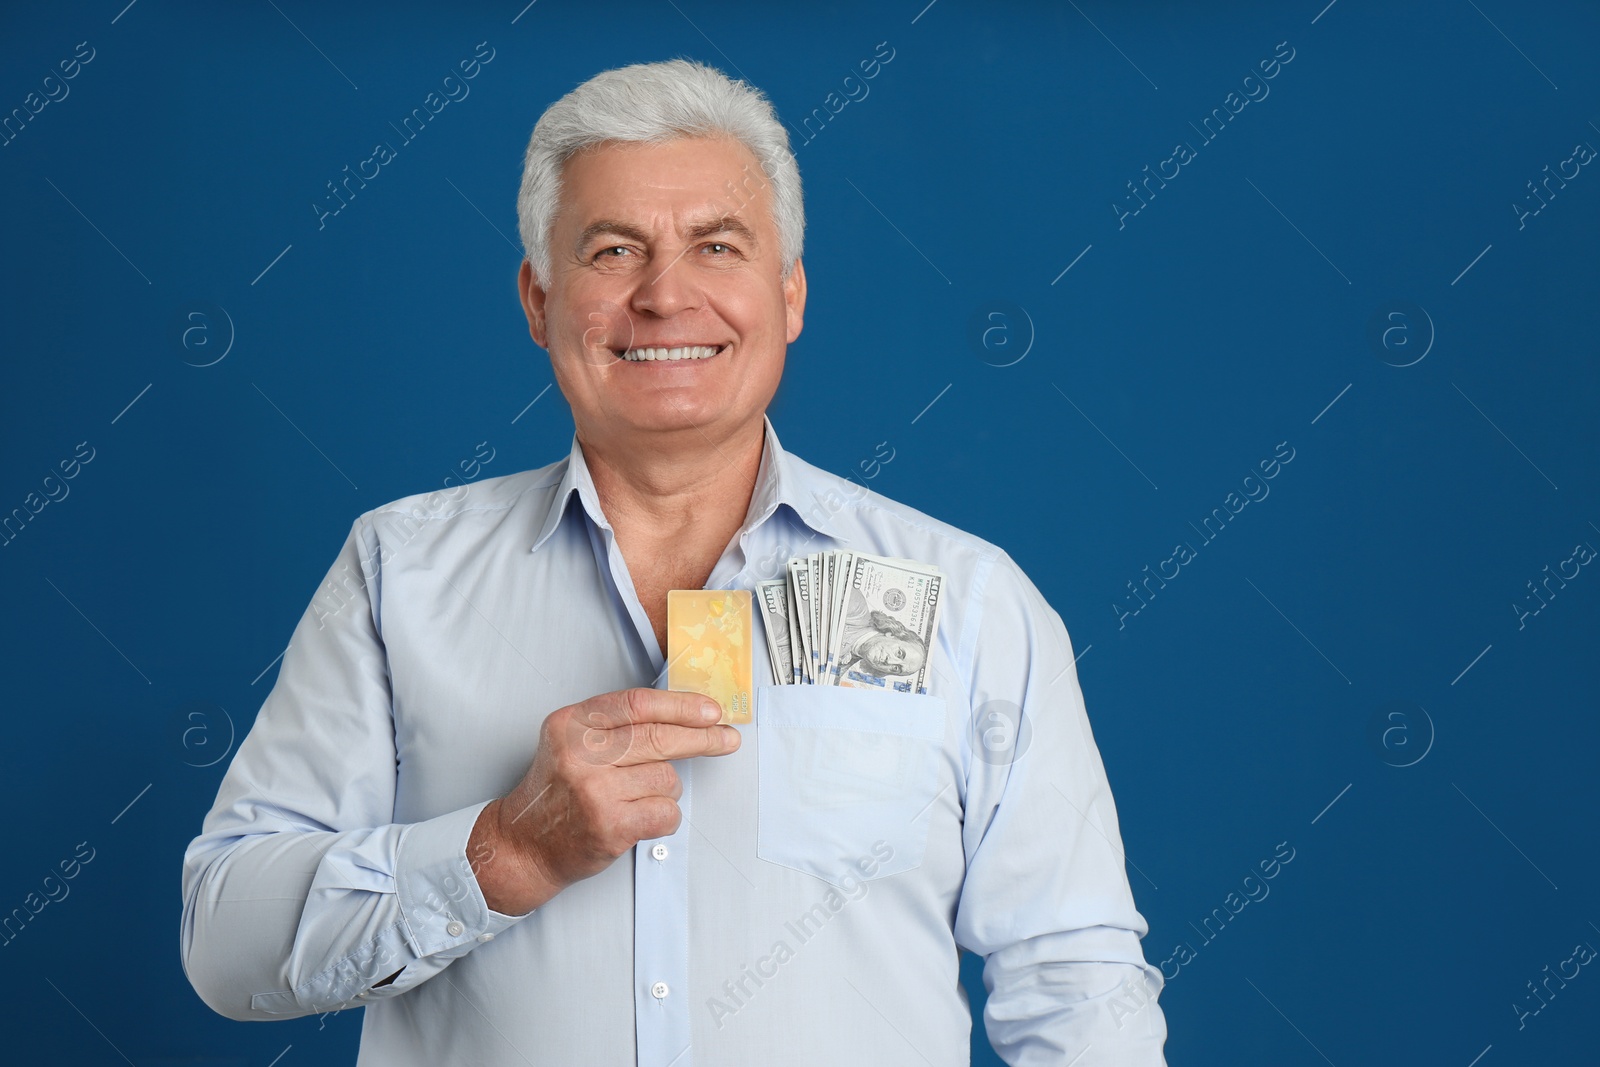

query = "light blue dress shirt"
[181,413,1169,1065]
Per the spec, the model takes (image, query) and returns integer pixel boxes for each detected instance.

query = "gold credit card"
[666,589,754,724]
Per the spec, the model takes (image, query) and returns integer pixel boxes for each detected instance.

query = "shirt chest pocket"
[756,684,947,888]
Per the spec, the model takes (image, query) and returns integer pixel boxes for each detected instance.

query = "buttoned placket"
[576,496,757,1067]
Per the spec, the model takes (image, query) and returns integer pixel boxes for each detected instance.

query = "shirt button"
[650,981,670,999]
[651,843,669,861]
[446,920,465,937]
[356,990,369,999]
[477,933,494,943]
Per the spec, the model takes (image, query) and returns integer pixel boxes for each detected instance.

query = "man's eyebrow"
[681,214,759,246]
[574,219,650,252]
[573,214,760,253]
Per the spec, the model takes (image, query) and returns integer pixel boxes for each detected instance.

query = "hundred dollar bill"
[823,550,853,684]
[820,551,836,685]
[832,552,943,695]
[807,552,824,683]
[784,580,805,684]
[824,550,851,685]
[755,579,796,685]
[786,557,816,684]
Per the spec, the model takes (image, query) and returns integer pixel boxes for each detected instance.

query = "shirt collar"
[529,413,851,554]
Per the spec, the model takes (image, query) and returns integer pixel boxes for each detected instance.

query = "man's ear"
[519,259,548,348]
[783,258,807,344]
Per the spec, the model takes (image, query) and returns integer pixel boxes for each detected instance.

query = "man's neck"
[577,416,766,541]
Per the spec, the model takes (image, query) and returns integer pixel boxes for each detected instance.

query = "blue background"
[3,0,1597,1063]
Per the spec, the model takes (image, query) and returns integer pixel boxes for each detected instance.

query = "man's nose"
[630,248,703,317]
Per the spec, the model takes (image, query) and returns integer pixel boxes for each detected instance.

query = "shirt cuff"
[395,800,528,958]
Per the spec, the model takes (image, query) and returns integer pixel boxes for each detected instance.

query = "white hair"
[517,58,804,284]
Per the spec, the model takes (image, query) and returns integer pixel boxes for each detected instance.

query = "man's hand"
[467,688,741,916]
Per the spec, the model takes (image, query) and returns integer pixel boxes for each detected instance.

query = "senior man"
[181,59,1168,1065]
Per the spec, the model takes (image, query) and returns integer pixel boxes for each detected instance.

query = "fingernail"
[701,701,722,723]
[722,725,740,745]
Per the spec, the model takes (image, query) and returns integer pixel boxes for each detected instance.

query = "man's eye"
[703,242,732,255]
[596,246,631,260]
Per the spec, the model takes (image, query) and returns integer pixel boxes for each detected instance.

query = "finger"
[573,688,724,732]
[557,711,729,770]
[611,761,683,802]
[618,795,682,843]
[606,722,741,767]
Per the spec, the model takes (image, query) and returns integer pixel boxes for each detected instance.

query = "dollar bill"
[832,552,943,695]
[820,550,837,685]
[787,557,815,684]
[807,552,823,683]
[752,551,943,695]
[755,579,796,685]
[784,581,804,684]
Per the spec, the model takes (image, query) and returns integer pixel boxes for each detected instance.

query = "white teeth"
[619,345,721,362]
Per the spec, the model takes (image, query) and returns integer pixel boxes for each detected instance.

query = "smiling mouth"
[613,344,727,362]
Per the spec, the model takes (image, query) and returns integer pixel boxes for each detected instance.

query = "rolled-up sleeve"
[953,551,1168,1065]
[179,517,527,1021]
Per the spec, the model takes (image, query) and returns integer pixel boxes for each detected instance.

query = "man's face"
[859,633,925,676]
[519,134,805,442]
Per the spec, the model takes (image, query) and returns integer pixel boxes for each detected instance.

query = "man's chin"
[599,401,735,437]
